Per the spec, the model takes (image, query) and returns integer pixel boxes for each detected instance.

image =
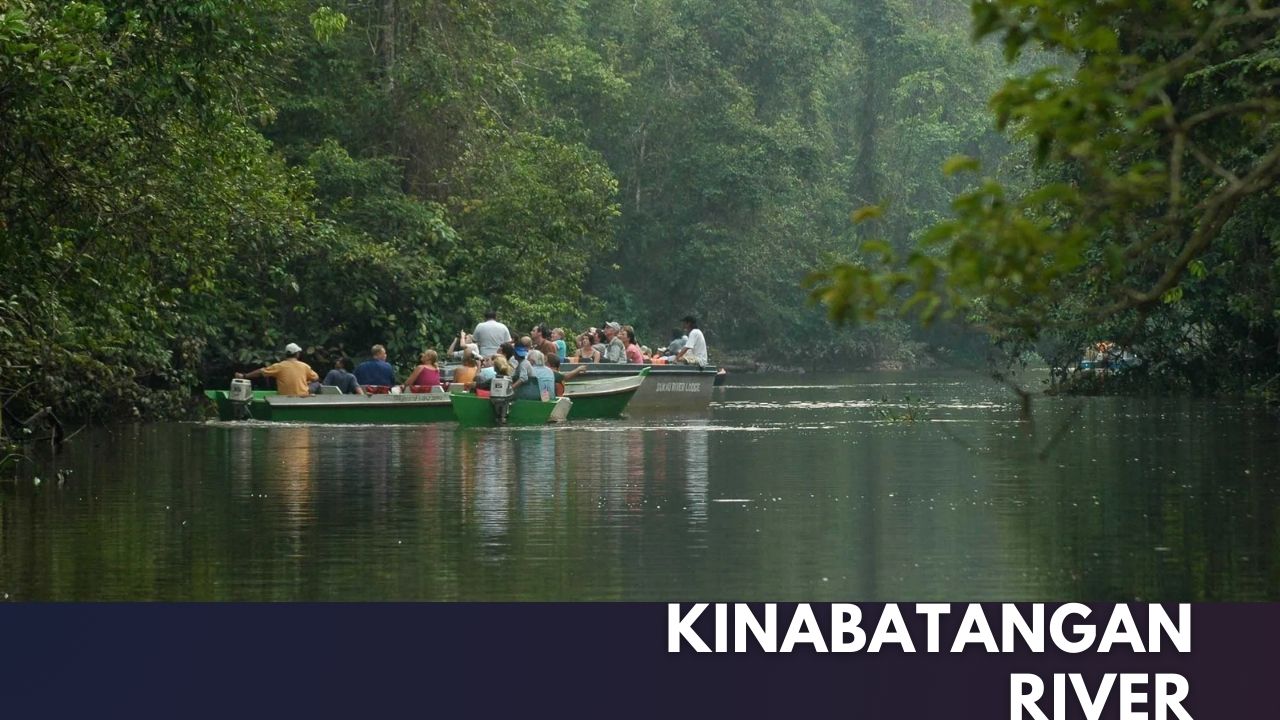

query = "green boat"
[204,369,642,423]
[450,393,572,427]
[562,367,649,419]
[265,392,456,424]
[205,389,276,420]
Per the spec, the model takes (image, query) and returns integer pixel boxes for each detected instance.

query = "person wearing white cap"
[235,342,319,397]
[602,321,626,363]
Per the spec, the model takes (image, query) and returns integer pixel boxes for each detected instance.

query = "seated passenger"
[493,355,513,378]
[354,343,397,388]
[452,349,479,387]
[574,332,600,363]
[531,325,558,358]
[321,357,364,395]
[498,341,517,364]
[473,355,511,391]
[591,328,608,361]
[446,331,475,361]
[236,342,318,397]
[516,335,533,361]
[602,322,626,363]
[546,354,587,396]
[622,328,645,364]
[403,350,443,392]
[551,328,569,360]
[675,315,708,367]
[663,329,687,360]
[513,349,555,401]
[473,355,513,397]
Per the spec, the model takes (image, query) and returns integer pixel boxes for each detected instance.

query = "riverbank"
[713,350,944,375]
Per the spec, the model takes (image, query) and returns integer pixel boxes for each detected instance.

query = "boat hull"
[563,388,638,419]
[560,363,716,410]
[450,393,568,427]
[561,368,648,419]
[264,393,455,424]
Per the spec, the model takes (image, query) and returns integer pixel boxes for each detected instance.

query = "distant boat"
[558,362,719,410]
[1074,345,1140,373]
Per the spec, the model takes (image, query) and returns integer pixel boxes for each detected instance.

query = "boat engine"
[489,377,514,425]
[229,378,254,420]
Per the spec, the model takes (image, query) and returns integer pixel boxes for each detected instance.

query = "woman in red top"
[404,349,443,392]
[622,328,645,364]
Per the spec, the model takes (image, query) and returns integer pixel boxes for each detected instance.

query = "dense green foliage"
[810,0,1280,396]
[2,0,1018,425]
[1,0,313,422]
[582,0,1014,360]
[0,0,621,424]
[16,0,1273,425]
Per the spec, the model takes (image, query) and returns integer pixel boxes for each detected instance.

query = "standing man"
[675,315,708,367]
[354,344,397,388]
[602,321,626,363]
[236,342,319,397]
[473,309,512,358]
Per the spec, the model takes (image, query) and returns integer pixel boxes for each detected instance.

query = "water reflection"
[684,422,709,531]
[1,372,1277,601]
[472,431,514,549]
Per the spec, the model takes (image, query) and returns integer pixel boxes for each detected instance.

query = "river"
[1,371,1276,601]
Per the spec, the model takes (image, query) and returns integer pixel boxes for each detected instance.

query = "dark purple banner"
[0,603,1272,718]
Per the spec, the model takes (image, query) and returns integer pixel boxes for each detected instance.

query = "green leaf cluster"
[811,0,1280,394]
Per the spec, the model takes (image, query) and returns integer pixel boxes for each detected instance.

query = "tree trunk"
[381,0,396,91]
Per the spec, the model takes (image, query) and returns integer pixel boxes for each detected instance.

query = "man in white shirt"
[675,315,708,367]
[472,309,512,358]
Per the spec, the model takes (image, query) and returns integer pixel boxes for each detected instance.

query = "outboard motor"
[229,378,254,420]
[489,376,514,425]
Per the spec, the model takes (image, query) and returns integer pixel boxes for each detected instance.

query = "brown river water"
[1,371,1276,601]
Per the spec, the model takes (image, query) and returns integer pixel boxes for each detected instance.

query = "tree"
[0,1,314,422]
[809,0,1280,393]
[579,0,1010,361]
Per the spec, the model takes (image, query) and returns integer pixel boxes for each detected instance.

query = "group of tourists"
[235,311,709,399]
[567,315,707,367]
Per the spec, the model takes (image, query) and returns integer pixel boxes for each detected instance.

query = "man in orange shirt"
[235,342,318,396]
